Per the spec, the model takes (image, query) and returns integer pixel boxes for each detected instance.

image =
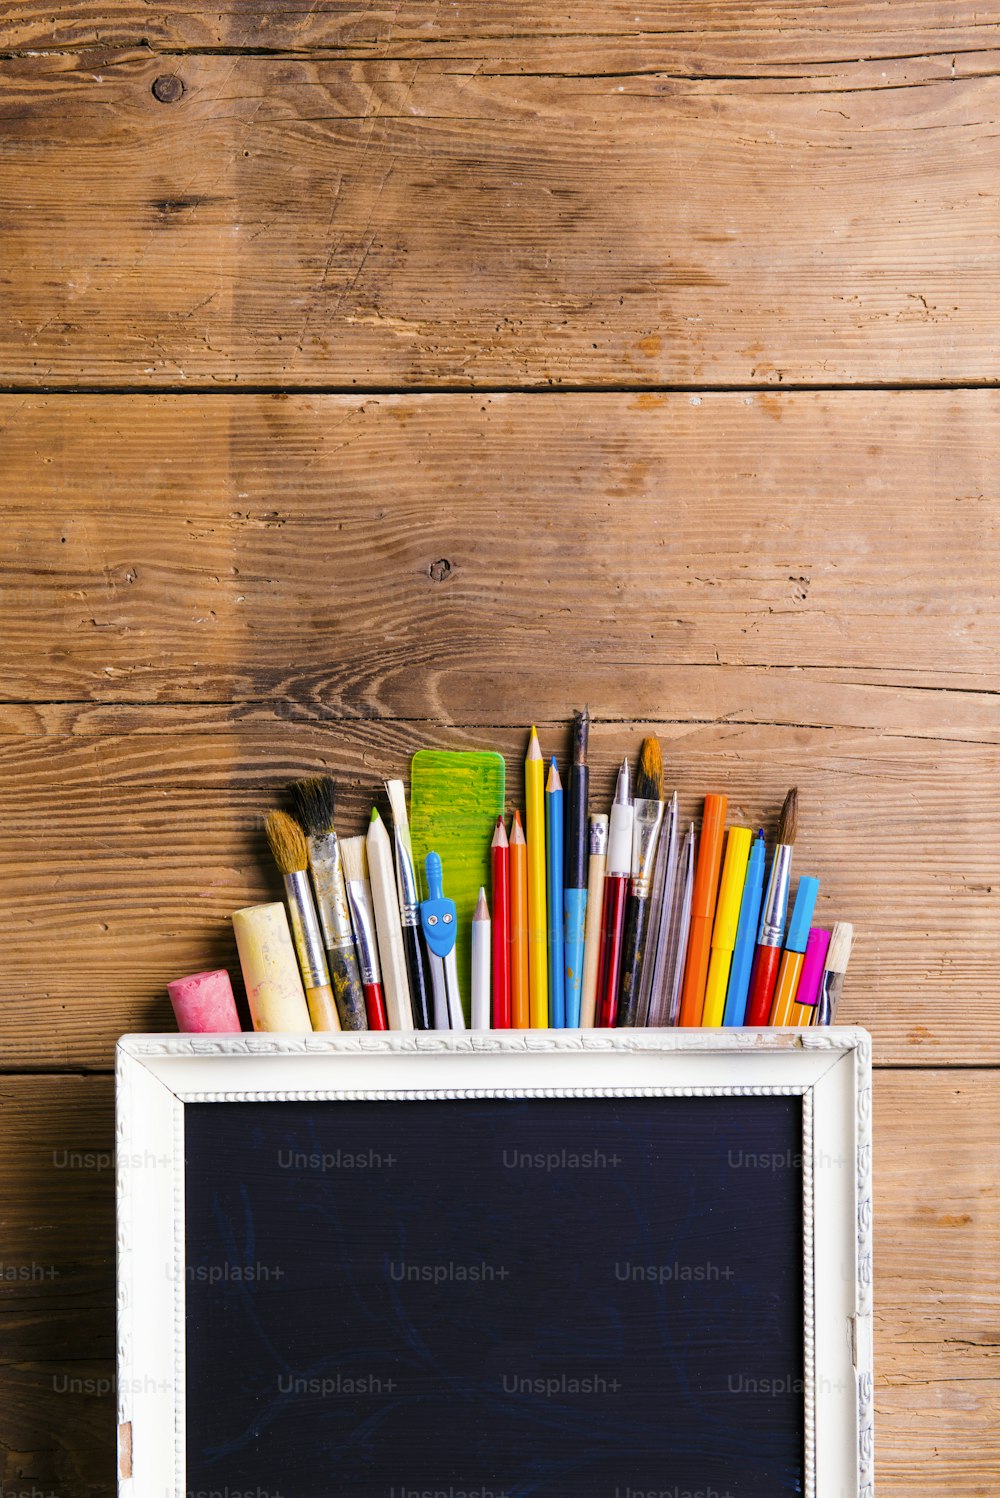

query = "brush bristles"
[826,922,854,974]
[777,786,798,846]
[635,735,664,802]
[264,809,309,876]
[289,775,336,837]
[384,778,408,830]
[339,834,369,884]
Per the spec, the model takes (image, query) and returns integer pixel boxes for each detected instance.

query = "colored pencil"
[722,830,766,1026]
[525,727,549,1026]
[595,758,632,1027]
[367,807,415,1030]
[678,794,728,1026]
[491,817,511,1027]
[471,887,491,1028]
[563,707,590,1027]
[579,814,608,1027]
[745,788,798,1026]
[264,810,341,1031]
[815,921,854,1025]
[546,757,566,1027]
[636,791,679,1027]
[702,826,753,1026]
[384,778,433,1032]
[290,776,368,1031]
[617,737,666,1027]
[788,926,830,1026]
[509,810,530,1027]
[770,876,820,1025]
[340,835,389,1031]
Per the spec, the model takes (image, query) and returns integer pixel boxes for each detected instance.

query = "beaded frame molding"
[115,1027,873,1497]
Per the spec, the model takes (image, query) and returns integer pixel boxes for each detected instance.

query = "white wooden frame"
[116,1027,873,1497]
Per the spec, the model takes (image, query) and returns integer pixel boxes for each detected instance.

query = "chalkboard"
[115,1030,873,1498]
[185,1095,803,1497]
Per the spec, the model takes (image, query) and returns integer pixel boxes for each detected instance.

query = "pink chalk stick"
[795,929,832,1012]
[167,969,242,1033]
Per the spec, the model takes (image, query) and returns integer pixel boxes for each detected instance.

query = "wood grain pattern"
[3,47,1000,385]
[0,1071,995,1497]
[2,392,998,707]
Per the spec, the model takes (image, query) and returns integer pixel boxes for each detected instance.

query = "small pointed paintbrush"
[264,810,340,1031]
[615,736,666,1027]
[289,776,368,1031]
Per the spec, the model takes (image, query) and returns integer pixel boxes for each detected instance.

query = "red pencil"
[491,817,511,1027]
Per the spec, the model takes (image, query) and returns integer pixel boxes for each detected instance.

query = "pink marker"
[166,969,242,1033]
[791,929,832,1022]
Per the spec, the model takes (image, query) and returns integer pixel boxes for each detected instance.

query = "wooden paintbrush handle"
[615,891,649,1028]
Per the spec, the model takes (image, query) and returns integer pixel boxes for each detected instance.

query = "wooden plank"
[5,1,1000,63]
[0,717,996,1068]
[3,50,1000,384]
[0,1070,995,1495]
[2,392,998,707]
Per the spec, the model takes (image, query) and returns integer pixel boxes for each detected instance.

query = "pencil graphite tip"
[264,809,309,876]
[492,816,509,848]
[777,786,798,846]
[510,810,526,845]
[635,735,664,802]
[527,727,543,760]
[474,887,490,920]
[369,806,380,825]
[547,758,563,791]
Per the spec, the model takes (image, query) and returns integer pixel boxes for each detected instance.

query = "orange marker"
[770,877,820,1026]
[509,811,530,1028]
[678,794,728,1026]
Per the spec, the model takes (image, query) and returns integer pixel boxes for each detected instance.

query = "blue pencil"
[546,757,566,1027]
[723,830,767,1025]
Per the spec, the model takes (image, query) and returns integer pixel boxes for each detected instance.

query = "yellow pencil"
[525,726,548,1026]
[702,826,753,1026]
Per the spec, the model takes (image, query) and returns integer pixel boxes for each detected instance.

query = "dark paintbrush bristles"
[777,786,798,846]
[635,735,664,802]
[573,706,590,766]
[264,809,310,876]
[289,775,336,836]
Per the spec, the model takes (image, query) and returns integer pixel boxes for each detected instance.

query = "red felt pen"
[340,834,389,1030]
[745,789,798,1026]
[491,817,511,1028]
[595,759,633,1027]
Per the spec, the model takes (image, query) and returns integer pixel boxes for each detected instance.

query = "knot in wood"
[152,74,185,104]
[429,558,452,582]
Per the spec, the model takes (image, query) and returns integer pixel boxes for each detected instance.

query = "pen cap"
[692,794,728,918]
[796,927,831,1008]
[786,876,820,953]
[711,826,753,950]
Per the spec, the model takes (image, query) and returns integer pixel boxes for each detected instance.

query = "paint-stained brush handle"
[327,943,369,1031]
[615,892,650,1028]
[402,923,433,1030]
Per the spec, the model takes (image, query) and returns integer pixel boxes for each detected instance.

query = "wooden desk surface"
[1,5,997,1493]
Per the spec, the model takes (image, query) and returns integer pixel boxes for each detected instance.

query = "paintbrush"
[635,790,678,1026]
[385,778,433,1030]
[814,921,854,1025]
[339,834,389,1030]
[263,810,341,1031]
[745,787,799,1025]
[615,737,666,1027]
[289,776,368,1031]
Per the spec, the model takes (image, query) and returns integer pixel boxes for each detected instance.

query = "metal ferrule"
[307,832,355,949]
[816,969,845,1027]
[630,798,665,897]
[393,825,420,926]
[589,817,609,858]
[284,870,330,989]
[758,843,793,948]
[345,880,381,984]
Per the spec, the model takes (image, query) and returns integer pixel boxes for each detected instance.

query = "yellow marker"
[701,827,753,1026]
[525,726,548,1026]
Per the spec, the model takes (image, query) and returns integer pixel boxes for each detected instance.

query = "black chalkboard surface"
[185,1095,804,1497]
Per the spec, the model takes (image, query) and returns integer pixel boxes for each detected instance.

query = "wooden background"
[1,3,998,1493]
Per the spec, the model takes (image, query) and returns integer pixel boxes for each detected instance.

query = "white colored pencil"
[471,887,492,1029]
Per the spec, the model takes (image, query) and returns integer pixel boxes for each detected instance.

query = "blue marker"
[546,757,566,1027]
[723,830,767,1025]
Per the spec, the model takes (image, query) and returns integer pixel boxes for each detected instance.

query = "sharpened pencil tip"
[473,887,490,920]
